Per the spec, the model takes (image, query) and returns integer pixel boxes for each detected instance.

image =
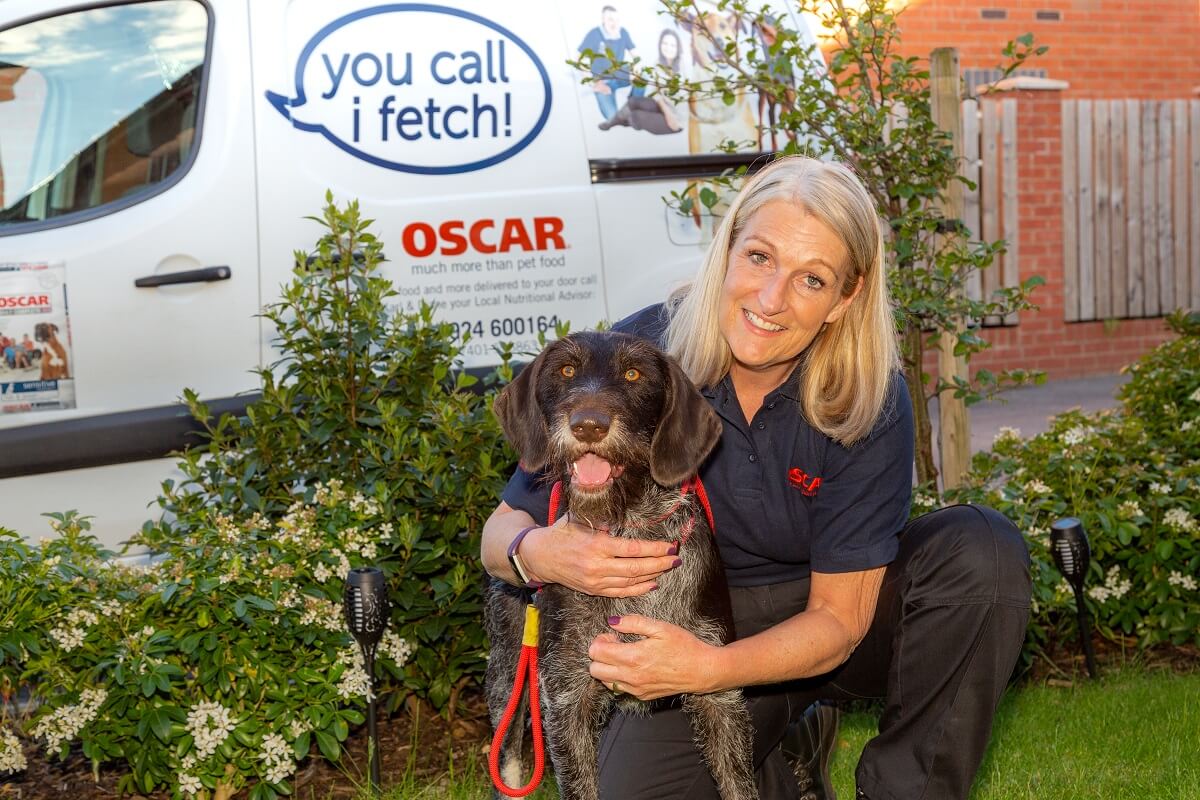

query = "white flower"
[0,726,26,774]
[30,688,107,753]
[186,701,236,761]
[49,625,87,651]
[1168,571,1199,591]
[1118,500,1143,519]
[1182,419,1196,433]
[336,647,374,701]
[1024,479,1051,496]
[258,732,296,785]
[1163,508,1197,533]
[1062,426,1090,446]
[360,542,378,561]
[913,493,937,510]
[1150,482,1171,495]
[1189,386,1200,403]
[993,426,1022,445]
[381,631,414,667]
[178,773,203,797]
[313,562,332,584]
[43,555,61,568]
[299,597,344,632]
[1089,566,1131,604]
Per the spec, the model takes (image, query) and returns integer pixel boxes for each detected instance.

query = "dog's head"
[494,331,721,507]
[680,8,743,70]
[34,322,57,342]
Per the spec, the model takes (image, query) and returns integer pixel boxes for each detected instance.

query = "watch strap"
[507,525,544,588]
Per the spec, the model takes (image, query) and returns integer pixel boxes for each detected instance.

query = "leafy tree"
[574,0,1047,484]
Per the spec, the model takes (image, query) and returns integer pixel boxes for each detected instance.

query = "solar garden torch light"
[344,567,391,795]
[1050,518,1099,679]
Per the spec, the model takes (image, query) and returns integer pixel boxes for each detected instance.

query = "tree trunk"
[903,322,938,486]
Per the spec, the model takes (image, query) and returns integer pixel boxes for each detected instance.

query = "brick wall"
[891,0,1200,99]
[920,84,1176,383]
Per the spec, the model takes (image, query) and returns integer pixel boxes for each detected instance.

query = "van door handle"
[134,266,231,288]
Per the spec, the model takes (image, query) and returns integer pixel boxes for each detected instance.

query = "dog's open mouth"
[571,452,625,492]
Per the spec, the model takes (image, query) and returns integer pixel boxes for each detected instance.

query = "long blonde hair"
[665,156,898,445]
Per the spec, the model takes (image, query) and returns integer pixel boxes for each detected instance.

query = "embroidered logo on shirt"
[787,467,822,496]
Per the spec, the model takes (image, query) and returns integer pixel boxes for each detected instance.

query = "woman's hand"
[521,517,680,598]
[586,615,726,701]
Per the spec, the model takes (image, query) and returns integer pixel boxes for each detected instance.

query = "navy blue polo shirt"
[500,304,914,587]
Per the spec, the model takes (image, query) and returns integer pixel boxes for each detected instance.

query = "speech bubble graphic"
[266,4,552,174]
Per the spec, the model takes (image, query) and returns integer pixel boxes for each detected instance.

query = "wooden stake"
[931,48,970,490]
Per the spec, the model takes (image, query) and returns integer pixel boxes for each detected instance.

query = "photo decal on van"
[0,262,75,414]
[265,4,552,174]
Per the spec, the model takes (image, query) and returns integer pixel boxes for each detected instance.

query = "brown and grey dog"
[485,331,758,800]
[34,322,70,381]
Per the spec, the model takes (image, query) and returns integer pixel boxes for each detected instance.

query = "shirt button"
[767,402,776,410]
[748,454,758,463]
[757,422,766,430]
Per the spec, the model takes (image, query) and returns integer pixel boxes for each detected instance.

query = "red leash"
[487,476,714,797]
[488,604,546,797]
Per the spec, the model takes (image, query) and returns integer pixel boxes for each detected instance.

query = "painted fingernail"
[671,558,682,569]
[667,543,679,556]
[650,584,659,591]
[608,615,621,626]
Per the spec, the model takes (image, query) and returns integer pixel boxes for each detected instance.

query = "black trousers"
[595,505,1032,800]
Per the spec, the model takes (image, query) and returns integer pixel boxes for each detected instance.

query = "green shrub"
[140,195,516,711]
[0,197,518,798]
[3,504,413,799]
[943,311,1200,664]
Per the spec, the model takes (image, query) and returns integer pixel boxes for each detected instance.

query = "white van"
[0,0,823,550]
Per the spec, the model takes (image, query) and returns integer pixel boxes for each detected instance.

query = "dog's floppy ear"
[650,356,722,486]
[493,347,552,471]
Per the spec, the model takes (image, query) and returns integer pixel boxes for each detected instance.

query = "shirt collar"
[701,360,805,404]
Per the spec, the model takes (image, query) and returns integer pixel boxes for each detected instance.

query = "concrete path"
[929,372,1129,461]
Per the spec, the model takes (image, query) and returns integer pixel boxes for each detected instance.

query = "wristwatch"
[507,525,544,588]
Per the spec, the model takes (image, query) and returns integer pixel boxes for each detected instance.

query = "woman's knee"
[900,504,1031,606]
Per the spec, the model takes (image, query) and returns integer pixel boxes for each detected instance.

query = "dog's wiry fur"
[486,331,757,800]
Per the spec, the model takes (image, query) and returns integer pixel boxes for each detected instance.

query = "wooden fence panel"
[1192,101,1200,312]
[1060,98,1200,322]
[962,99,982,304]
[1077,100,1096,321]
[1142,101,1160,317]
[1094,101,1112,319]
[1001,99,1019,324]
[1062,101,1080,321]
[1125,100,1144,317]
[1157,101,1174,311]
[980,100,1001,322]
[1110,101,1128,319]
[1173,101,1190,308]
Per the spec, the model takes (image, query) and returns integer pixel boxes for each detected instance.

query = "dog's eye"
[560,365,576,378]
[624,369,641,382]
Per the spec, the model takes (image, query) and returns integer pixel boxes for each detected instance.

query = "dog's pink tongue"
[573,453,613,486]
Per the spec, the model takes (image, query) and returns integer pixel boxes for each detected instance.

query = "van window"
[0,1,208,232]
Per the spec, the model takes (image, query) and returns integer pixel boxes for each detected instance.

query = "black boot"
[780,701,839,800]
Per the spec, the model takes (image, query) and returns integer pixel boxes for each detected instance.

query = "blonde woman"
[482,157,1030,800]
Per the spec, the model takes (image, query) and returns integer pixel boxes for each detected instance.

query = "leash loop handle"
[488,604,546,797]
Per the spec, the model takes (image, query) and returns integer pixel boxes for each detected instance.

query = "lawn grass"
[349,667,1200,799]
[829,667,1200,799]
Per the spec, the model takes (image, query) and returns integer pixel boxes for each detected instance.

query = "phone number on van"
[448,314,561,341]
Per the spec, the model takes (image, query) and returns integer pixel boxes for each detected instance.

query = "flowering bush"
[142,196,514,712]
[942,310,1200,664]
[2,499,415,800]
[1,197,516,798]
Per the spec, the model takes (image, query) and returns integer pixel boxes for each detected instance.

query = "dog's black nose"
[570,409,611,444]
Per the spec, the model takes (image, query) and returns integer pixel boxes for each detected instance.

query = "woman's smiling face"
[717,200,862,389]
